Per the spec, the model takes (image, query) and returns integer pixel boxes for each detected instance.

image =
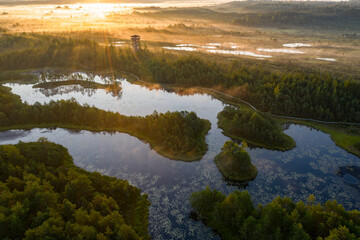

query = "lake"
[1,75,359,240]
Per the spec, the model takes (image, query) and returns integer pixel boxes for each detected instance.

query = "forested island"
[190,187,360,240]
[214,141,257,182]
[0,140,150,239]
[0,86,210,161]
[218,106,295,151]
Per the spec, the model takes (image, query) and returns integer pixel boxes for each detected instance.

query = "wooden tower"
[131,35,140,51]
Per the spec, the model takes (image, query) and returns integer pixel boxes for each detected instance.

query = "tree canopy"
[218,106,295,151]
[0,140,150,240]
[214,140,257,182]
[190,187,360,240]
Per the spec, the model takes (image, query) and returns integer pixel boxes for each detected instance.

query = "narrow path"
[123,71,360,126]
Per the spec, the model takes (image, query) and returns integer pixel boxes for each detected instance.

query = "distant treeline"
[190,187,360,240]
[0,86,210,160]
[138,2,360,29]
[233,11,360,28]
[231,2,360,28]
[142,55,360,123]
[0,34,359,122]
[0,140,150,239]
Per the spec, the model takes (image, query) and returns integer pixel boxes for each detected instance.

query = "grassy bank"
[277,118,360,157]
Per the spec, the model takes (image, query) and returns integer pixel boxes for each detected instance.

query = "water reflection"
[0,125,359,239]
[337,166,360,191]
[39,85,98,97]
[1,73,360,239]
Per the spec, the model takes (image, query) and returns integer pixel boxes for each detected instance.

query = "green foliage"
[141,52,360,123]
[0,34,139,73]
[0,33,359,122]
[233,9,360,28]
[214,140,257,181]
[190,188,360,240]
[0,141,150,239]
[218,106,295,151]
[0,86,210,160]
[229,1,360,28]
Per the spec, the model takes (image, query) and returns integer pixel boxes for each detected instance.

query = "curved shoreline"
[0,121,211,162]
[121,71,360,126]
[120,71,360,157]
[4,68,360,157]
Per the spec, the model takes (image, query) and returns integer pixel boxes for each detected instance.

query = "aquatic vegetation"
[337,165,360,190]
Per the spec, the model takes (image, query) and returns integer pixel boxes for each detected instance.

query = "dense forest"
[143,56,360,123]
[0,140,150,239]
[190,187,360,240]
[0,34,359,122]
[139,2,360,30]
[217,106,295,151]
[230,2,360,29]
[233,11,360,28]
[0,86,210,160]
[214,140,257,182]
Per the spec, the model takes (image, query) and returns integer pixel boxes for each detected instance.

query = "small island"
[218,106,295,151]
[214,140,257,182]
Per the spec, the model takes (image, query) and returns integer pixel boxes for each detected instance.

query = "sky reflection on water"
[1,75,360,239]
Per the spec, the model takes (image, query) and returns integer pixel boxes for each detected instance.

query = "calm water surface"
[2,76,360,239]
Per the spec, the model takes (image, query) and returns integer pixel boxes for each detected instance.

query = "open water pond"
[2,74,360,239]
